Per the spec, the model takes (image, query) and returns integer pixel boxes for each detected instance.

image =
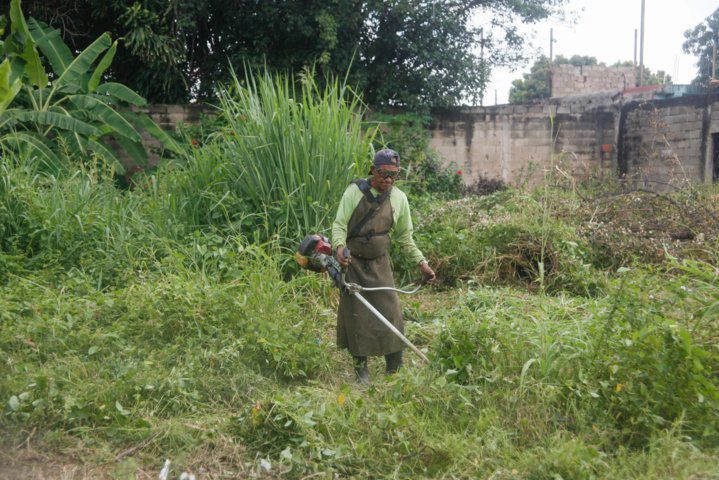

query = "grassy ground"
[2,182,718,478]
[1,81,718,477]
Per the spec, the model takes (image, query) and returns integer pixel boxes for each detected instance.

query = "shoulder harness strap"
[348,179,392,240]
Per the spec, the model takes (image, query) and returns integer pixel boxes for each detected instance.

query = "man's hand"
[419,261,436,285]
[336,245,351,267]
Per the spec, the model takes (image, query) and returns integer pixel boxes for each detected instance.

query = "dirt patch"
[0,449,110,480]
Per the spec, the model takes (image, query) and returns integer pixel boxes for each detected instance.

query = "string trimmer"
[295,234,429,363]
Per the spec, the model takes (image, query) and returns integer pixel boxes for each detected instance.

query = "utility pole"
[480,28,484,106]
[549,28,554,97]
[639,0,645,86]
[634,29,638,66]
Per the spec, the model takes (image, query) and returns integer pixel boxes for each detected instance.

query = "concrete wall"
[430,92,622,187]
[429,92,719,191]
[121,104,210,168]
[551,64,635,98]
[618,94,719,190]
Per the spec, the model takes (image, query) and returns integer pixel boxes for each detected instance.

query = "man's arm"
[332,185,361,266]
[393,192,436,283]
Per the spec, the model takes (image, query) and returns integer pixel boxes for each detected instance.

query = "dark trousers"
[353,350,403,374]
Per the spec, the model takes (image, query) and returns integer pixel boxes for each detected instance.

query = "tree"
[0,0,179,173]
[508,55,598,103]
[683,7,719,85]
[14,0,568,107]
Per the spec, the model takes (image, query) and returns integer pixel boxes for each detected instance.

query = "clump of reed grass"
[165,68,376,244]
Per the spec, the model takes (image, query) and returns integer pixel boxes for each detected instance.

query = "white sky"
[481,0,718,105]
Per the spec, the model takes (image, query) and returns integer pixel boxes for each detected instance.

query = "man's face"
[371,164,399,192]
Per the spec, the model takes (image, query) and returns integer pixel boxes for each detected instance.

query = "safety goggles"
[376,168,400,179]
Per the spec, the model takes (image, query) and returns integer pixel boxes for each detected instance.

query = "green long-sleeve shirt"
[332,183,425,265]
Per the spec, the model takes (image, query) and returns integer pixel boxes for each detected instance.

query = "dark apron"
[337,182,404,356]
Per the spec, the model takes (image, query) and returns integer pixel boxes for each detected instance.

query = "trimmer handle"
[336,246,351,267]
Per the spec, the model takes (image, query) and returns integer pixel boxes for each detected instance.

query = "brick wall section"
[551,64,635,98]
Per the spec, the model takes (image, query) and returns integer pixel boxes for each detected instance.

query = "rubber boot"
[353,356,369,385]
[385,350,403,375]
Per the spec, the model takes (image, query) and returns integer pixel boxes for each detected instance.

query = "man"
[332,148,435,384]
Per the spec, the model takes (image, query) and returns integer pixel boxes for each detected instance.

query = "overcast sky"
[481,0,718,105]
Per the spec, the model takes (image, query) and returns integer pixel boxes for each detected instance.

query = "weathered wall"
[121,104,210,168]
[429,92,719,190]
[618,94,719,190]
[551,64,635,98]
[430,92,622,187]
[134,93,719,192]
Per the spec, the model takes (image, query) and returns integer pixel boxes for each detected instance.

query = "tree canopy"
[13,0,567,107]
[683,6,719,85]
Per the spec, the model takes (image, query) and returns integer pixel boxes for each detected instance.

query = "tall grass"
[167,69,376,243]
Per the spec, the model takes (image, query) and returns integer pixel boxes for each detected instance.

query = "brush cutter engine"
[295,234,345,290]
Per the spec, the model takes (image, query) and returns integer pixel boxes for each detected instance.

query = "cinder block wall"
[134,93,719,192]
[551,64,635,98]
[429,92,719,190]
[121,104,211,168]
[429,93,621,187]
[619,94,719,190]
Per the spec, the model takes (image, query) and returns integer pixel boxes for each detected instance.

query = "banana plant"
[0,0,180,173]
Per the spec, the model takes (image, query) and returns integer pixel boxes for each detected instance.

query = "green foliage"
[404,153,464,199]
[1,79,719,477]
[21,0,568,106]
[371,111,432,165]
[430,273,719,447]
[0,154,719,479]
[613,60,672,86]
[0,0,180,173]
[683,7,719,85]
[400,192,606,296]
[163,68,375,244]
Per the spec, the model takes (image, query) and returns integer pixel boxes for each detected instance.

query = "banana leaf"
[88,41,117,92]
[0,109,101,136]
[114,135,148,167]
[27,18,73,77]
[9,0,46,87]
[95,82,147,106]
[87,138,124,174]
[0,59,22,113]
[55,33,111,90]
[68,95,141,143]
[1,131,62,173]
[123,110,182,153]
[20,36,47,87]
